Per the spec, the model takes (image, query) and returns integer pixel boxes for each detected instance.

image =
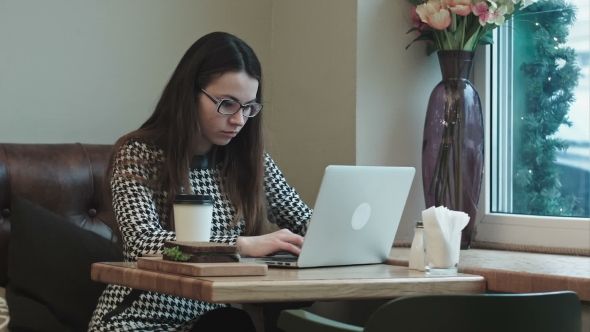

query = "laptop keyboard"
[256,256,298,262]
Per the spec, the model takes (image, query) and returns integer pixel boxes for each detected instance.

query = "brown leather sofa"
[0,143,122,331]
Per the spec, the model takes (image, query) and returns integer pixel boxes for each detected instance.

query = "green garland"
[512,0,584,216]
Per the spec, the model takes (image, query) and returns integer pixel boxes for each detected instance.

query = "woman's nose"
[228,109,246,126]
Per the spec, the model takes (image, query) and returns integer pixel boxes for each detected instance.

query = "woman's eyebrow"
[221,94,257,104]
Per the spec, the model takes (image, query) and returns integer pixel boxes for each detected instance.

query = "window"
[474,0,590,249]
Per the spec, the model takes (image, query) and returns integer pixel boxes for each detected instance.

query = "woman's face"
[196,71,259,155]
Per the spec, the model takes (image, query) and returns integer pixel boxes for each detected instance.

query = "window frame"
[472,29,590,250]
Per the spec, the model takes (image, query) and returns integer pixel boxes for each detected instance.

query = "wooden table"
[92,262,485,331]
[389,247,590,301]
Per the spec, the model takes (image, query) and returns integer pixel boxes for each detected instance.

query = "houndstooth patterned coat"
[88,139,312,331]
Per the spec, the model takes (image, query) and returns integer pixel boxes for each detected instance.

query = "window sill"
[387,248,590,301]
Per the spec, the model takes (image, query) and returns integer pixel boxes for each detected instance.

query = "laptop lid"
[293,165,415,268]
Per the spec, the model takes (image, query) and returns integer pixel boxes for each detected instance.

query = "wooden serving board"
[137,256,267,277]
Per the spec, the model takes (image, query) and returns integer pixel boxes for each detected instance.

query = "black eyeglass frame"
[200,88,263,118]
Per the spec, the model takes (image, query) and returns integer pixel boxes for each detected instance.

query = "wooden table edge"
[386,255,590,301]
[91,262,486,303]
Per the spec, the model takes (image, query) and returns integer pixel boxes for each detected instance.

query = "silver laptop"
[245,165,415,268]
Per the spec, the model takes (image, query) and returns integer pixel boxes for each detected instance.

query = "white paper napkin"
[422,206,470,268]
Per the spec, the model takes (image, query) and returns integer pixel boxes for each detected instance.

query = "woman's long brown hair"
[105,32,267,245]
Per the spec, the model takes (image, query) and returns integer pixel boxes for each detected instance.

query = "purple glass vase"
[422,51,484,249]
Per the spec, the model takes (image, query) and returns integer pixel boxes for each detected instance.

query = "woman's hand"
[236,229,304,257]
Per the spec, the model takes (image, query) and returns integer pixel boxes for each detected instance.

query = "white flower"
[488,0,498,10]
[489,5,508,25]
[519,0,538,9]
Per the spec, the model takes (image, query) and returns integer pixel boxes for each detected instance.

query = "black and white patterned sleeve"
[111,139,176,261]
[263,153,313,235]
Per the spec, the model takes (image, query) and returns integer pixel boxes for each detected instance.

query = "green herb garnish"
[163,246,192,262]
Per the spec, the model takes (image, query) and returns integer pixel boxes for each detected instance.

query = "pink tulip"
[416,0,452,30]
[445,0,473,16]
[411,7,422,28]
[411,6,432,33]
[420,22,432,31]
[429,10,452,29]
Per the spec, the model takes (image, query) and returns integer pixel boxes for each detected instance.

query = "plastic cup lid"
[172,194,213,205]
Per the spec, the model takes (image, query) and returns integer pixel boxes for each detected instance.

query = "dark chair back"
[366,291,582,332]
[278,291,582,332]
[0,143,118,287]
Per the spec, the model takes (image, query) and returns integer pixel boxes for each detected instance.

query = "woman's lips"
[220,131,238,138]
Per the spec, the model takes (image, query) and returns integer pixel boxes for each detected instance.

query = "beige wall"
[301,0,440,321]
[0,0,271,144]
[355,0,440,241]
[267,0,357,207]
[265,0,444,241]
[0,0,422,236]
[267,0,438,243]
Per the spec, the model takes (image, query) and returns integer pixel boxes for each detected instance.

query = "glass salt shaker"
[409,221,425,271]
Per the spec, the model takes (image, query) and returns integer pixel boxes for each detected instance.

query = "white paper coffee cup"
[173,194,214,242]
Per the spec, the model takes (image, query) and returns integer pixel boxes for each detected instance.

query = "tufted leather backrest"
[0,143,119,287]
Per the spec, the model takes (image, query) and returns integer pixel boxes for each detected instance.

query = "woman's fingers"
[274,230,303,255]
[276,229,304,247]
[279,242,302,255]
[237,229,305,257]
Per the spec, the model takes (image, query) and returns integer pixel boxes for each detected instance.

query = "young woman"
[88,31,312,332]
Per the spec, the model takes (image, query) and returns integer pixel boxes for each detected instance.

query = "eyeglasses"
[200,88,263,118]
